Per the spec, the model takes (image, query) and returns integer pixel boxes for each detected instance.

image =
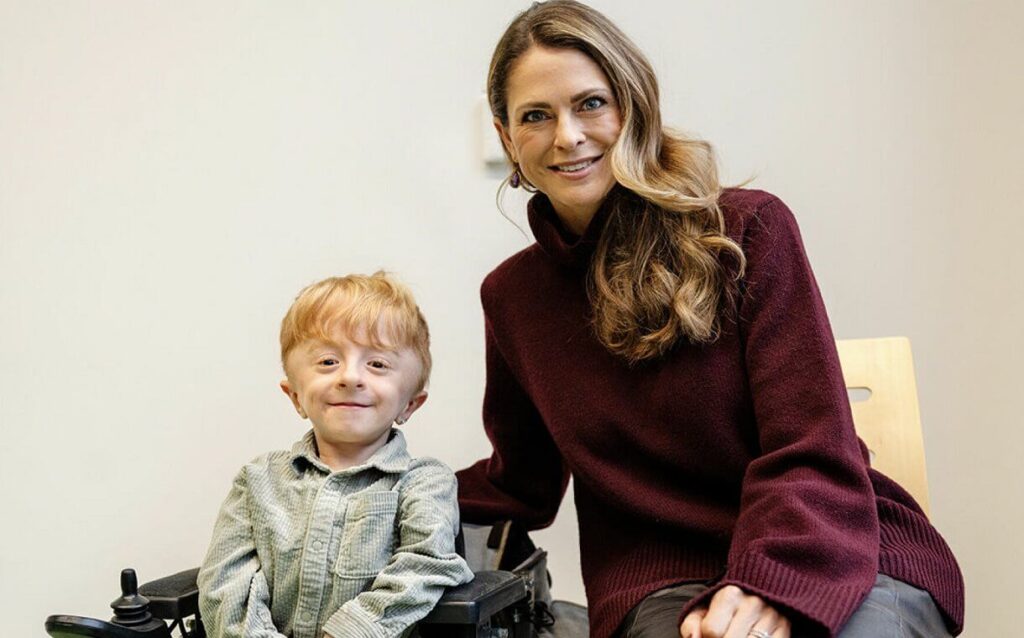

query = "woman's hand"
[679,585,791,638]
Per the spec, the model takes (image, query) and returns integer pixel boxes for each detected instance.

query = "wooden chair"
[836,337,930,514]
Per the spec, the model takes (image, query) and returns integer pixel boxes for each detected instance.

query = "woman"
[456,2,964,638]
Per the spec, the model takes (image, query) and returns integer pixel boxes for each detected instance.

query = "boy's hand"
[679,585,790,638]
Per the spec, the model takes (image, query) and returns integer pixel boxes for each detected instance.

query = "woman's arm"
[456,304,570,529]
[680,194,879,637]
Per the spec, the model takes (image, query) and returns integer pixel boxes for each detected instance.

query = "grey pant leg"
[618,574,950,638]
[838,574,952,638]
[618,582,708,638]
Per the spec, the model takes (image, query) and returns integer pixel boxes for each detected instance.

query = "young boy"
[198,273,473,638]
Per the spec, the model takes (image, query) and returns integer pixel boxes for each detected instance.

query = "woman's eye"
[521,110,548,124]
[581,96,606,111]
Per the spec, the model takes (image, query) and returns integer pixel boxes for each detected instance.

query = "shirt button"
[302,611,313,622]
[313,540,323,550]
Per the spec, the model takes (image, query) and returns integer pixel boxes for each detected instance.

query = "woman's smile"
[549,154,604,179]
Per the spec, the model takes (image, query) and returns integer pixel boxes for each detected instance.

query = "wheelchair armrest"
[419,570,527,625]
[44,615,171,638]
[133,564,530,628]
[137,568,200,622]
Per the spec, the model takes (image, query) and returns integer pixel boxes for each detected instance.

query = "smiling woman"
[494,45,622,235]
[486,0,745,364]
[456,2,965,638]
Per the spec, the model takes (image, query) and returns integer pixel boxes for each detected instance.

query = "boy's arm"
[321,459,474,638]
[197,468,288,638]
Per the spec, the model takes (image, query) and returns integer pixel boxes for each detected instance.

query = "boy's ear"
[493,117,516,163]
[395,391,428,426]
[280,379,307,419]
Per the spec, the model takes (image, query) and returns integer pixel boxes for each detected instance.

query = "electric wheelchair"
[45,521,588,638]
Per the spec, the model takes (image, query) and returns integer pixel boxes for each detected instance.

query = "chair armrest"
[419,570,527,625]
[138,568,200,621]
[44,615,171,638]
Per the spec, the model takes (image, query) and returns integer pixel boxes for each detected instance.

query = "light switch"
[478,93,508,169]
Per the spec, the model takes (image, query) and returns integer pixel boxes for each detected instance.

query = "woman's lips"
[549,154,602,180]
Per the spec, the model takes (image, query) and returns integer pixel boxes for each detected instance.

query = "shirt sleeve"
[197,468,287,638]
[456,307,570,529]
[680,196,879,637]
[321,460,474,638]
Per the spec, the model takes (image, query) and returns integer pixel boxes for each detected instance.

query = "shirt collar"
[289,428,412,476]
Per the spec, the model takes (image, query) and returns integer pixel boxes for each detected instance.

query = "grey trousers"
[617,574,951,638]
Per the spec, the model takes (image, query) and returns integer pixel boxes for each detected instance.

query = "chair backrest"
[835,337,930,514]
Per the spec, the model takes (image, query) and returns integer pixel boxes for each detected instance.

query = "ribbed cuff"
[678,552,873,637]
[877,499,964,634]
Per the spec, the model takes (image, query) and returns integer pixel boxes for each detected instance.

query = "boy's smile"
[280,326,427,470]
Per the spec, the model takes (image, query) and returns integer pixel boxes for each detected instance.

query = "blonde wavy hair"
[489,0,746,363]
[280,272,432,391]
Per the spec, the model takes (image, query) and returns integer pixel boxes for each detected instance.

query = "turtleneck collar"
[527,187,622,269]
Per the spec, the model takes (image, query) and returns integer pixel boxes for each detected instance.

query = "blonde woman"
[456,2,963,638]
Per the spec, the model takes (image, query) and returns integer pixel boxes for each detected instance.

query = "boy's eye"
[318,358,339,367]
[580,96,606,111]
[367,360,389,370]
[521,110,548,124]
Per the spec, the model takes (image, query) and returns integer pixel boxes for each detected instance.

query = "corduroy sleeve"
[197,467,287,638]
[456,301,570,529]
[322,460,474,638]
[679,196,879,637]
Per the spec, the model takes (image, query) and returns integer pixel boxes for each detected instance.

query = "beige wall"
[1,2,1019,636]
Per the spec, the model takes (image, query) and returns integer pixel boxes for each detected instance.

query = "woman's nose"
[554,115,586,150]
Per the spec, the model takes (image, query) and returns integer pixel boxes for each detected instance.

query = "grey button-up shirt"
[198,429,473,638]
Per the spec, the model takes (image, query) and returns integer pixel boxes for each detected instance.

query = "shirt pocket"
[334,490,399,579]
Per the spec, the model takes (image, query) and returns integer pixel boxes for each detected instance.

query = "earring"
[509,166,522,189]
[395,417,406,425]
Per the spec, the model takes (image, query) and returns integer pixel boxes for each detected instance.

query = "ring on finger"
[748,630,773,638]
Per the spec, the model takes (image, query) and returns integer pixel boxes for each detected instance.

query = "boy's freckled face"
[280,325,426,468]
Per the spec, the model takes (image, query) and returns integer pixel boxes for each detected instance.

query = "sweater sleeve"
[679,196,878,637]
[322,460,474,638]
[456,306,570,530]
[197,468,287,638]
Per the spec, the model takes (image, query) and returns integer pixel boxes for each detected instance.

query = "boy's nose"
[337,364,364,387]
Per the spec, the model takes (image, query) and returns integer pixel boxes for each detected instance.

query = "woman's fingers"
[745,607,787,638]
[751,614,790,638]
[770,615,791,638]
[679,585,791,638]
[702,586,752,637]
[679,607,706,638]
[723,591,769,638]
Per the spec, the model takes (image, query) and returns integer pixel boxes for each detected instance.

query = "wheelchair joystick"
[45,568,174,638]
[111,569,155,627]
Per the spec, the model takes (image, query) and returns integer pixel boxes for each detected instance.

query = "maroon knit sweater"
[456,188,963,638]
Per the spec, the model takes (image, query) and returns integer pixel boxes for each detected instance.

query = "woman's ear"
[493,117,515,163]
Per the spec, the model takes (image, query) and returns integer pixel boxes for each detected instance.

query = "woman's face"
[496,45,623,235]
